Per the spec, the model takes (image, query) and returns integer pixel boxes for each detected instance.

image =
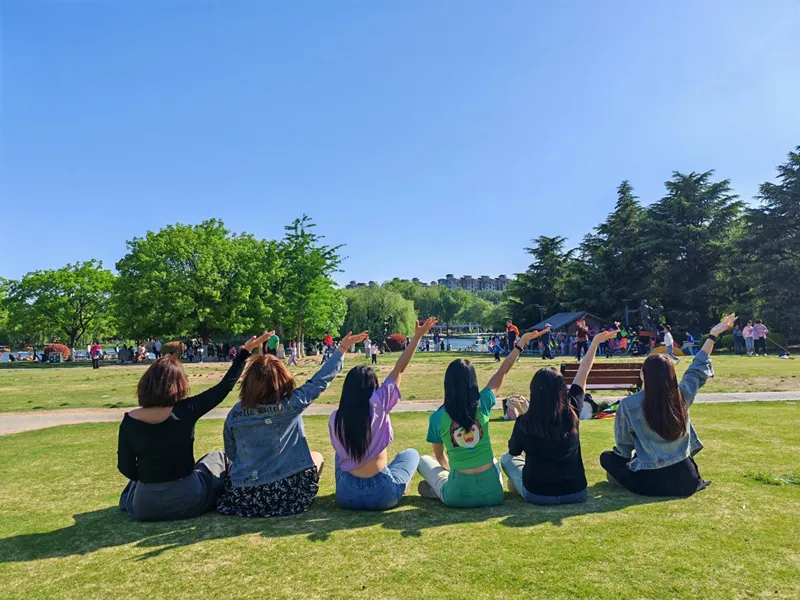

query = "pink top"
[329,377,401,472]
[742,325,754,338]
[752,324,768,339]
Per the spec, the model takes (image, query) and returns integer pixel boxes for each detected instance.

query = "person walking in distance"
[153,339,162,360]
[752,320,769,356]
[662,325,679,362]
[732,323,743,355]
[575,318,589,361]
[90,340,102,369]
[540,324,553,360]
[742,320,755,356]
[371,343,379,365]
[505,320,520,361]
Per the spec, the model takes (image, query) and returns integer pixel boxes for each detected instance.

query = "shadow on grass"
[0,482,667,563]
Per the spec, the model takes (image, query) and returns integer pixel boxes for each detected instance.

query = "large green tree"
[114,220,281,340]
[579,181,649,319]
[277,216,346,355]
[639,171,743,330]
[744,147,800,339]
[342,286,416,344]
[6,261,115,348]
[504,236,574,327]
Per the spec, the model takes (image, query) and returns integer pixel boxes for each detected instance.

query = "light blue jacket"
[613,351,713,471]
[224,350,344,487]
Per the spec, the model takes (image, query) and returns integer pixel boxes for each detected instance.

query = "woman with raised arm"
[330,318,437,510]
[501,328,617,505]
[417,328,545,507]
[117,331,271,521]
[600,314,736,497]
[217,331,368,518]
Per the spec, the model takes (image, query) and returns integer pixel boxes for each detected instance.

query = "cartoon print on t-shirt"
[450,420,483,449]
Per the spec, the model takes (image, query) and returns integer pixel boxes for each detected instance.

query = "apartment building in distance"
[437,274,509,292]
[345,275,509,292]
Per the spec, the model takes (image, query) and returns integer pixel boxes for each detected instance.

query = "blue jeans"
[335,449,420,510]
[500,453,588,505]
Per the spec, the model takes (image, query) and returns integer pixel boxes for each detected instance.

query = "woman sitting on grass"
[600,314,736,497]
[330,318,437,511]
[117,331,271,521]
[417,328,545,508]
[501,328,618,505]
[217,330,367,518]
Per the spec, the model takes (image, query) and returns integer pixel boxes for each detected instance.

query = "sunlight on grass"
[0,402,798,599]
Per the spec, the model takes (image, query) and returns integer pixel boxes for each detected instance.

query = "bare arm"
[389,318,437,387]
[572,329,618,390]
[700,314,736,356]
[485,328,547,394]
[432,443,450,471]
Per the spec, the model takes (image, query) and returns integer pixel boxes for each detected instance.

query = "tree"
[579,181,649,319]
[0,278,10,344]
[504,236,574,327]
[277,216,346,355]
[342,286,416,344]
[6,261,115,349]
[456,295,493,326]
[114,220,282,340]
[744,147,800,339]
[639,171,743,330]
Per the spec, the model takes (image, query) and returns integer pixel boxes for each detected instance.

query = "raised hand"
[243,331,274,353]
[592,329,619,344]
[338,330,369,352]
[520,329,542,344]
[415,317,438,338]
[711,314,736,337]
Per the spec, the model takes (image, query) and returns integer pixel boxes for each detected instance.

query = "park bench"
[560,361,642,392]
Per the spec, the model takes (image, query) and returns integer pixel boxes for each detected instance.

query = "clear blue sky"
[3,0,799,286]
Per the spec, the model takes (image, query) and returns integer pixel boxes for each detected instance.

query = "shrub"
[386,333,407,352]
[162,341,185,356]
[44,344,70,360]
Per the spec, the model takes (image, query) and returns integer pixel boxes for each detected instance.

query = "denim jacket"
[613,351,714,471]
[224,350,344,487]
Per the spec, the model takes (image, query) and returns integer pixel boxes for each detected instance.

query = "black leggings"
[600,451,708,497]
[92,357,100,369]
[371,353,378,364]
[576,341,588,358]
[754,338,767,355]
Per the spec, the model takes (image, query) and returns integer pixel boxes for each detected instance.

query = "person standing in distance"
[662,325,679,362]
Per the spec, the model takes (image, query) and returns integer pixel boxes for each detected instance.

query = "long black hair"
[334,365,379,463]
[444,359,480,429]
[519,367,577,440]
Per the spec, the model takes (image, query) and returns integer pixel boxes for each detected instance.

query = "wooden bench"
[560,361,643,392]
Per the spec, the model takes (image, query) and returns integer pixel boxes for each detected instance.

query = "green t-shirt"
[426,388,496,470]
[267,334,280,350]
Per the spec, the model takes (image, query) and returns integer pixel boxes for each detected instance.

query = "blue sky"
[3,0,799,286]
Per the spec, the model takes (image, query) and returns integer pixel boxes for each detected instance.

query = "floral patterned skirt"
[216,467,319,518]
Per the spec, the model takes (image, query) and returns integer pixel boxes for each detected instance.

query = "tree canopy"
[5,261,115,348]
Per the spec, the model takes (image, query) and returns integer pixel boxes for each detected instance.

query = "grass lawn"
[0,352,798,412]
[1,402,798,599]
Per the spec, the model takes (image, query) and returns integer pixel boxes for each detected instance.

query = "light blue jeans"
[335,449,420,511]
[745,337,754,355]
[500,453,588,505]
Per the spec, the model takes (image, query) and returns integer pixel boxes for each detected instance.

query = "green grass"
[0,352,798,412]
[1,402,799,599]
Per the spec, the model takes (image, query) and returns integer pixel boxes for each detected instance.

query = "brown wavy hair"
[137,354,190,407]
[642,354,687,441]
[240,354,296,408]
